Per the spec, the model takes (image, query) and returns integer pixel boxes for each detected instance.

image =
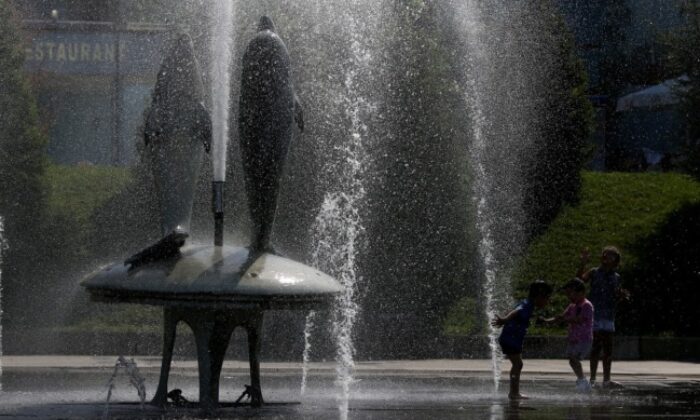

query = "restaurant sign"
[24,31,164,76]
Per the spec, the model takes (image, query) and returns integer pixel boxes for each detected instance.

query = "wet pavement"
[0,357,698,419]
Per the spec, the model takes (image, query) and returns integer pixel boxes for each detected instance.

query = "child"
[577,246,629,388]
[492,280,553,400]
[542,278,594,392]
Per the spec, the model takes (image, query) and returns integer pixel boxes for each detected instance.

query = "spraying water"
[450,0,502,392]
[470,122,504,392]
[102,356,146,418]
[447,0,532,391]
[209,1,236,182]
[330,28,372,415]
[311,190,365,420]
[300,1,382,417]
[299,310,316,397]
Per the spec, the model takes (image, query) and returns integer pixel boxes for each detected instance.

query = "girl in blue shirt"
[493,280,552,399]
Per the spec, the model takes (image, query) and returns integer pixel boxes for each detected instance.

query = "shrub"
[0,1,49,317]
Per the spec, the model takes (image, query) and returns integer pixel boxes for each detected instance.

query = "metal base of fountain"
[81,244,341,410]
[151,306,264,409]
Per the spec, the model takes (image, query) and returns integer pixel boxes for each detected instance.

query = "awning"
[616,76,689,112]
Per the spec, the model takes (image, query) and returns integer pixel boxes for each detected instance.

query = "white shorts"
[566,341,592,360]
[594,319,615,332]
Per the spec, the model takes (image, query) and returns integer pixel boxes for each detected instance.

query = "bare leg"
[590,331,602,382]
[569,357,584,380]
[506,354,526,399]
[601,332,613,382]
[152,308,178,406]
[602,358,612,382]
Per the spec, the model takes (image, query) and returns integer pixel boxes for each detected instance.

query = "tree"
[520,0,595,236]
[666,0,700,178]
[598,0,632,94]
[0,0,49,321]
[620,201,700,337]
[358,0,477,348]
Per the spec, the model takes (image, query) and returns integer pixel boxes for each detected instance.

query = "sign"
[24,31,165,77]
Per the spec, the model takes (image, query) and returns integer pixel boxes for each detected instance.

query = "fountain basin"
[82,244,342,309]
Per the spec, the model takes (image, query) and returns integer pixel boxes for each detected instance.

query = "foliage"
[511,171,700,333]
[88,156,176,262]
[519,0,595,237]
[0,1,48,285]
[665,0,700,179]
[360,0,477,333]
[1,164,134,331]
[64,304,162,334]
[42,164,132,260]
[620,201,700,336]
[46,164,132,223]
[443,297,484,336]
[0,0,135,323]
[598,0,632,93]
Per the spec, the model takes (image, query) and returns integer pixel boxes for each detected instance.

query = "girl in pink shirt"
[542,278,594,392]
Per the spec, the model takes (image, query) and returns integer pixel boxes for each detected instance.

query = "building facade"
[16,1,168,165]
[558,0,688,170]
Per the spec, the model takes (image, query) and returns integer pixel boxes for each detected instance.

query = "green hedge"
[43,164,132,259]
[46,164,132,223]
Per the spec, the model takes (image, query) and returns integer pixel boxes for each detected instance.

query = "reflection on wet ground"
[0,369,698,419]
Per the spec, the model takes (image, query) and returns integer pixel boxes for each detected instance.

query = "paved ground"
[4,356,699,378]
[1,357,699,419]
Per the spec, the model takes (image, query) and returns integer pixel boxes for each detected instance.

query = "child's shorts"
[566,340,592,360]
[498,337,523,355]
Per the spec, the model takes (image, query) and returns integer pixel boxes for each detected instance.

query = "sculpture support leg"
[192,316,217,410]
[150,308,267,409]
[247,312,264,407]
[152,307,178,406]
[209,323,235,404]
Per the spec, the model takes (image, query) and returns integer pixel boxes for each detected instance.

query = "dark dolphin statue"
[126,33,211,268]
[239,16,303,255]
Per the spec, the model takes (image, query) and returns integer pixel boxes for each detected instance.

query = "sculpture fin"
[125,229,188,268]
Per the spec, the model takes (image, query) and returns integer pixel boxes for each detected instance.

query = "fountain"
[81,17,342,410]
[2,2,700,419]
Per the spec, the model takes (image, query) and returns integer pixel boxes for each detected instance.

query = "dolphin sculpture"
[239,16,304,255]
[126,33,211,267]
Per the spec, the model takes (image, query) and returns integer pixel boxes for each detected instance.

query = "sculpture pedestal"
[152,307,264,409]
[81,244,341,409]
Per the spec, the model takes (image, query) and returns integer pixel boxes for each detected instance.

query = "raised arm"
[492,308,520,327]
[616,285,631,302]
[540,308,568,325]
[577,248,592,282]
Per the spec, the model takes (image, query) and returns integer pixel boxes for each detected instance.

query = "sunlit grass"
[45,163,133,223]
